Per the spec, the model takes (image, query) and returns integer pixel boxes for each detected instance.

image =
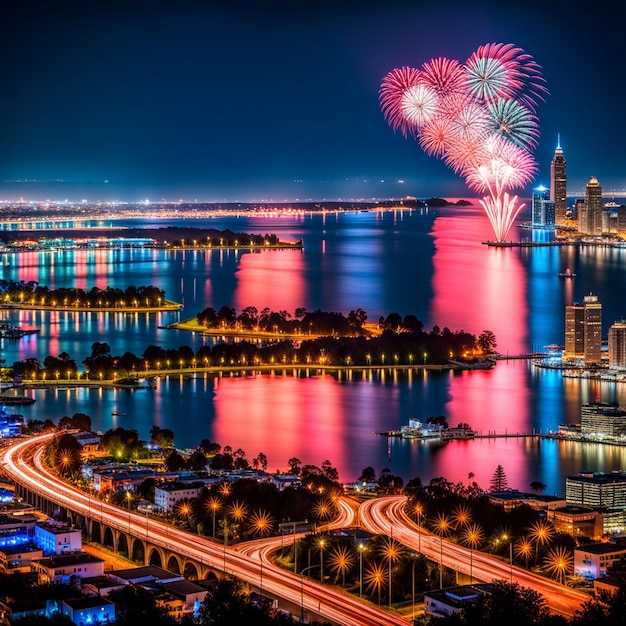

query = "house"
[61,595,115,624]
[31,552,105,585]
[0,543,43,573]
[162,579,208,613]
[81,574,126,597]
[424,584,494,618]
[153,481,204,514]
[34,520,82,555]
[574,542,626,580]
[108,565,184,586]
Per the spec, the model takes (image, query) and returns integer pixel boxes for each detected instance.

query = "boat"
[0,321,39,339]
[112,411,128,416]
[400,418,444,440]
[557,268,576,278]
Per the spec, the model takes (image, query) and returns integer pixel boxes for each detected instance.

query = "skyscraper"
[532,185,549,224]
[608,321,626,369]
[550,135,567,225]
[564,294,602,365]
[578,177,603,236]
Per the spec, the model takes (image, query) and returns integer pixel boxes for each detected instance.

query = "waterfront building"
[566,472,626,512]
[563,294,602,365]
[573,198,584,221]
[580,402,626,438]
[574,542,626,580]
[618,205,626,234]
[550,136,567,225]
[531,185,553,225]
[578,176,603,236]
[608,321,626,369]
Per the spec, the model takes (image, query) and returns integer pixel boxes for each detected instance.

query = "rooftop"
[576,542,626,555]
[63,595,114,610]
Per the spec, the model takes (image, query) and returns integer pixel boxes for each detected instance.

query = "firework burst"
[380,42,548,242]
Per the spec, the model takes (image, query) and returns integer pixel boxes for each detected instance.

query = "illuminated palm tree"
[433,513,453,588]
[380,536,405,606]
[452,504,473,528]
[328,545,355,586]
[543,546,573,584]
[250,510,274,537]
[313,499,334,526]
[412,502,425,553]
[461,523,484,581]
[364,562,386,606]
[228,500,249,523]
[219,481,232,497]
[529,520,555,564]
[205,496,222,538]
[515,536,534,568]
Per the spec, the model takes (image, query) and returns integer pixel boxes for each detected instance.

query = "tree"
[529,481,547,493]
[287,457,301,475]
[164,449,186,471]
[358,466,377,483]
[571,580,626,625]
[188,449,208,471]
[477,330,497,353]
[490,465,509,492]
[150,425,175,448]
[439,581,566,626]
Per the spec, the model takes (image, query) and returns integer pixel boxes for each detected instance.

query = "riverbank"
[0,299,183,313]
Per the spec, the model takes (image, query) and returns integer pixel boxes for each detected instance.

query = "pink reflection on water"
[430,204,530,470]
[213,374,344,470]
[234,250,305,313]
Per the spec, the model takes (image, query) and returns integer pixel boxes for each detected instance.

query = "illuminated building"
[580,402,626,438]
[550,136,567,224]
[608,321,626,369]
[574,543,626,580]
[578,176,603,236]
[566,472,626,510]
[563,294,602,365]
[531,185,554,225]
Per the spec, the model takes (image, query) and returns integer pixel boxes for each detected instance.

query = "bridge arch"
[183,561,199,580]
[89,520,102,544]
[131,538,145,564]
[103,526,114,550]
[117,534,129,558]
[166,554,182,575]
[148,547,163,567]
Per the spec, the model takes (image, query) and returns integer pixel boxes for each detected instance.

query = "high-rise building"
[608,321,626,369]
[550,135,567,225]
[531,185,550,225]
[578,176,603,236]
[581,402,626,437]
[564,294,602,364]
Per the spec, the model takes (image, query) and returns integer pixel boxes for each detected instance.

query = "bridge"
[1,433,409,626]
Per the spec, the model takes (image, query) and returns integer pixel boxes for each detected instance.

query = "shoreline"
[0,299,183,313]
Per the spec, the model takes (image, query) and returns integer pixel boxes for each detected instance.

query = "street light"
[502,533,513,583]
[318,538,325,583]
[358,543,366,598]
[300,564,320,623]
[414,503,423,554]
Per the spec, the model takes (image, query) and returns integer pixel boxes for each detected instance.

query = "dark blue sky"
[1,0,624,202]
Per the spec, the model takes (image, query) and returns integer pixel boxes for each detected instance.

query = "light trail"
[1,435,409,626]
[359,495,588,618]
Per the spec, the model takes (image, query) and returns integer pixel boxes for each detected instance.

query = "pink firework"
[379,66,422,136]
[379,42,548,242]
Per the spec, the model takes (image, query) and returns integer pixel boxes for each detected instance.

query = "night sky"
[1,0,624,202]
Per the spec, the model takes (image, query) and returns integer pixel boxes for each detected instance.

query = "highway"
[359,495,589,618]
[1,434,409,626]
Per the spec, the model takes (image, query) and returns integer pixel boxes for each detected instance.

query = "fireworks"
[380,43,548,242]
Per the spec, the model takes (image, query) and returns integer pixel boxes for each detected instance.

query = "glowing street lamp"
[502,533,513,583]
[358,543,366,598]
[433,513,452,588]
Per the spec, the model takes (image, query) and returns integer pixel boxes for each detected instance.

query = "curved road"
[359,495,588,618]
[1,434,409,626]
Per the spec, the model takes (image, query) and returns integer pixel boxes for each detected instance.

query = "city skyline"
[1,0,625,203]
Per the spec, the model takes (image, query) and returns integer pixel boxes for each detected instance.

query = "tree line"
[0,280,166,307]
